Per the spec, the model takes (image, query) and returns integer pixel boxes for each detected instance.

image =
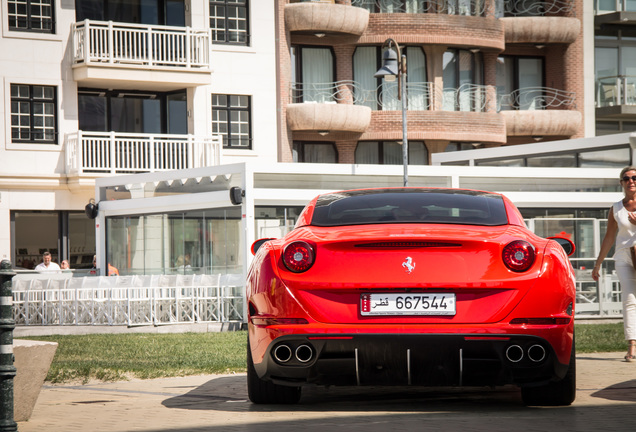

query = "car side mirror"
[547,237,575,257]
[251,238,275,256]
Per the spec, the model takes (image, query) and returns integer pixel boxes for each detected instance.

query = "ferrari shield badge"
[402,256,416,274]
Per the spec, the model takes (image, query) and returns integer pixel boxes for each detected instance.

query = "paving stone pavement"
[16,352,636,432]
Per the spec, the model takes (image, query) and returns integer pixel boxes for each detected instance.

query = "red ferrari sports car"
[246,188,576,406]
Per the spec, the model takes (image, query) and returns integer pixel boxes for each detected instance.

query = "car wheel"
[521,339,576,407]
[247,336,301,404]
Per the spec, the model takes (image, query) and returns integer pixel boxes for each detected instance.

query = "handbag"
[631,246,636,270]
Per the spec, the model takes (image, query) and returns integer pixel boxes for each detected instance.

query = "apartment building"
[0,0,277,268]
[595,0,636,135]
[278,0,585,165]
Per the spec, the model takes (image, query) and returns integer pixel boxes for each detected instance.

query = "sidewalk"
[16,352,636,432]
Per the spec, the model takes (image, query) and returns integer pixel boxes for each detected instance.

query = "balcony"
[499,87,581,136]
[65,131,221,179]
[71,20,212,91]
[352,0,493,16]
[287,81,372,133]
[285,1,369,40]
[360,3,504,50]
[500,0,579,44]
[596,76,636,119]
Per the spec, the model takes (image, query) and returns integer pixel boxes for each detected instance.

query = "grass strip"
[19,323,628,384]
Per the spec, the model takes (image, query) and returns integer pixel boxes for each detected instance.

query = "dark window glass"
[311,189,508,227]
[355,141,428,165]
[209,0,249,45]
[10,84,57,144]
[8,0,54,33]
[75,0,184,25]
[212,94,251,149]
[78,89,186,134]
[293,142,337,163]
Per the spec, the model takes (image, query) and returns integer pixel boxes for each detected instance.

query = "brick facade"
[277,0,585,163]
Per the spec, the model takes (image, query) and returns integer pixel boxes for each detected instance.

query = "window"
[496,56,544,110]
[445,142,480,152]
[310,190,509,227]
[355,141,428,165]
[8,0,54,32]
[76,0,185,26]
[212,94,252,149]
[106,208,242,276]
[291,46,335,103]
[293,142,337,163]
[11,84,57,143]
[353,46,427,110]
[78,89,187,134]
[442,49,484,111]
[210,0,249,45]
[595,29,636,108]
[595,0,636,13]
[12,211,95,270]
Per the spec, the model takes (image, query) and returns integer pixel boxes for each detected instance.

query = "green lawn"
[19,322,627,384]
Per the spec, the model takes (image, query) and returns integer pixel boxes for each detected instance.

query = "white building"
[0,0,277,269]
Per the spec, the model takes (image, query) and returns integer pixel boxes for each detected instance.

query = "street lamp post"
[374,38,408,187]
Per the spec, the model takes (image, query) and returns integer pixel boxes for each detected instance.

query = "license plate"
[360,293,456,316]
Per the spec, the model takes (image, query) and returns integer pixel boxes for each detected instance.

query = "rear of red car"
[246,188,576,406]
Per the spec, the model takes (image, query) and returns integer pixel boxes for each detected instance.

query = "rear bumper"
[253,333,570,388]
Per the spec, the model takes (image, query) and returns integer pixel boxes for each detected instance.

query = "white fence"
[65,131,222,175]
[575,269,623,318]
[12,274,244,326]
[72,19,211,69]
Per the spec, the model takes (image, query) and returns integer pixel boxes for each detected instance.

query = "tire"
[521,339,576,407]
[247,336,301,404]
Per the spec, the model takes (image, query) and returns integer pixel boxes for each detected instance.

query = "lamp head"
[374,47,399,80]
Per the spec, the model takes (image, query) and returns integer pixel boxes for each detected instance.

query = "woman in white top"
[593,166,636,362]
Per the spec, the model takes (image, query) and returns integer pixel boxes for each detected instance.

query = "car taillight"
[502,240,535,272]
[283,241,315,273]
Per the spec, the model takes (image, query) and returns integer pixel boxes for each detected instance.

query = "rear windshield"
[311,189,508,227]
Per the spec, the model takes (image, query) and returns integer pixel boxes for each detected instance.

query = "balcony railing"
[65,131,221,175]
[596,75,636,107]
[499,0,574,17]
[291,81,494,112]
[71,20,211,69]
[498,87,576,111]
[352,0,491,16]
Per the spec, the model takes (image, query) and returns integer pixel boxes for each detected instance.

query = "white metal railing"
[575,270,622,318]
[352,0,491,16]
[500,0,574,17]
[12,274,244,326]
[441,84,493,112]
[65,131,222,175]
[596,75,636,108]
[498,87,577,111]
[292,81,494,112]
[71,19,211,69]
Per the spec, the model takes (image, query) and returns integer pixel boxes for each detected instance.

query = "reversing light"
[502,240,535,272]
[283,241,315,273]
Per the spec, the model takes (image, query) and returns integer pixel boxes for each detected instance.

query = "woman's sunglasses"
[622,176,636,182]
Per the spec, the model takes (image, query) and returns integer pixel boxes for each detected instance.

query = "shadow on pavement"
[162,374,535,413]
[591,379,636,402]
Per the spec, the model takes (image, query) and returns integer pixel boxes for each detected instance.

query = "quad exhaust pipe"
[273,343,314,363]
[505,344,546,363]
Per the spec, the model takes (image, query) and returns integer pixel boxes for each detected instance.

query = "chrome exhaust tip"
[273,344,293,363]
[295,344,314,363]
[505,345,524,363]
[528,344,546,363]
